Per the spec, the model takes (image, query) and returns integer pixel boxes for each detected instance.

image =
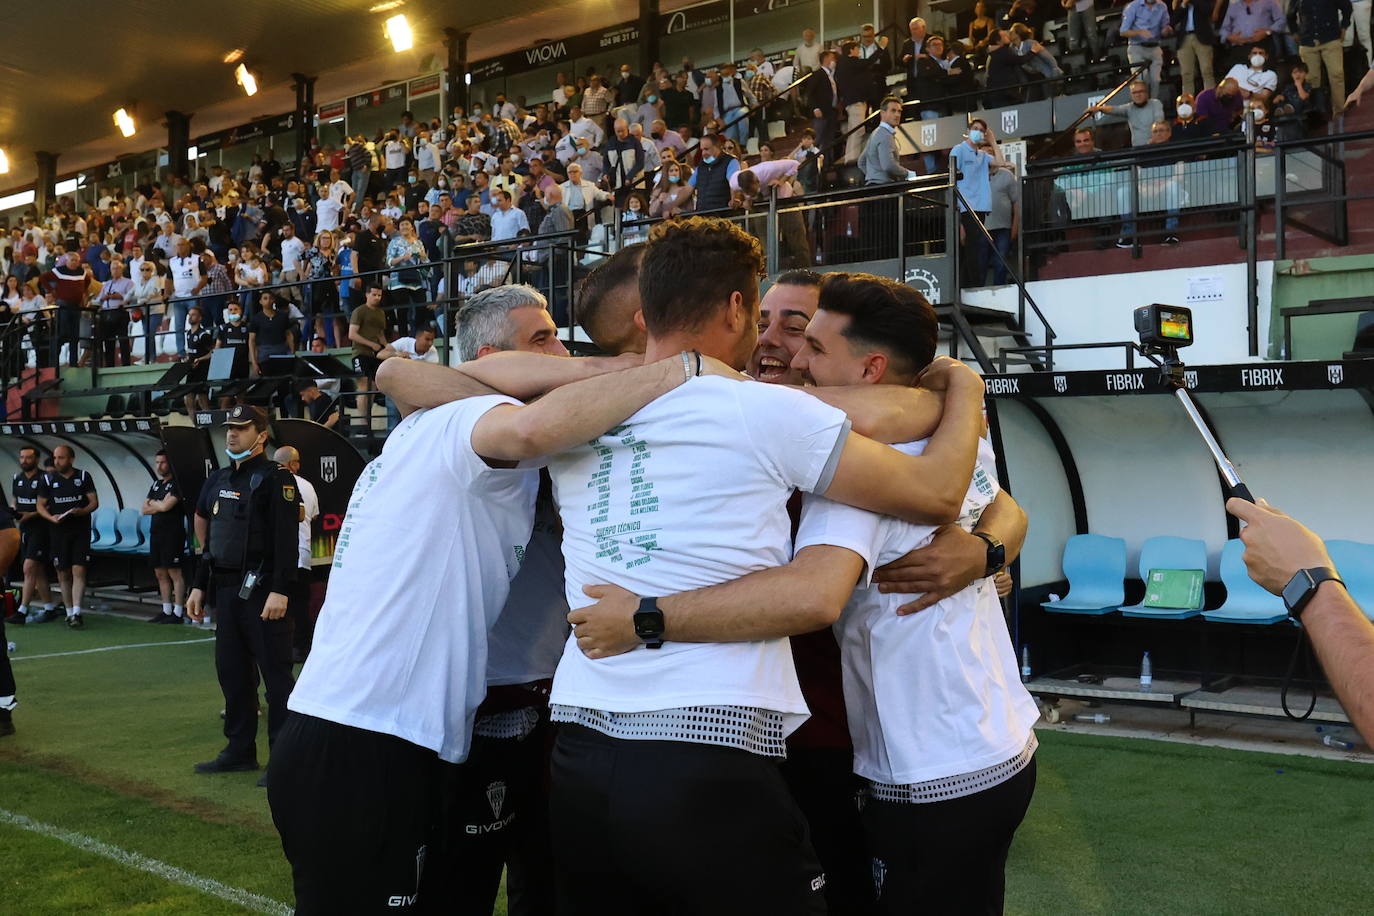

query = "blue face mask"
[722,76,733,84]
[669,174,680,183]
[703,155,716,164]
[969,129,985,144]
[225,446,255,461]
[647,95,658,103]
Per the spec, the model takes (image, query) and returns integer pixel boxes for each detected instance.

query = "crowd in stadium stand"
[0,1,1365,386]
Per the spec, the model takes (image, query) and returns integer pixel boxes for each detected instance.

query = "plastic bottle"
[1322,734,1355,751]
[1020,645,1032,683]
[1074,713,1111,724]
[1139,651,1153,692]
[5,641,14,653]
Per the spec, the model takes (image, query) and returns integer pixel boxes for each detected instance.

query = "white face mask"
[1250,55,1266,68]
[1177,103,1194,119]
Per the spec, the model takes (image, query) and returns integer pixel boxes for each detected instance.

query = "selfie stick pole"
[1145,348,1256,504]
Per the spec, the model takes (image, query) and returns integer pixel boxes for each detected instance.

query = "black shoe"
[1115,237,1133,249]
[148,611,171,624]
[0,707,13,737]
[3,612,23,626]
[66,613,83,629]
[35,607,62,624]
[1164,234,1180,245]
[194,753,259,774]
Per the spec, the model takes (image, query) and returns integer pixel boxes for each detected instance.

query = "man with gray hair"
[272,446,319,662]
[271,282,736,911]
[456,283,570,362]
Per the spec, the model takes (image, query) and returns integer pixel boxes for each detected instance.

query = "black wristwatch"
[633,597,665,649]
[1282,567,1345,620]
[972,531,1006,578]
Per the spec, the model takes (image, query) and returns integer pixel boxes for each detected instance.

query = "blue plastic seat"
[1042,534,1127,615]
[110,508,144,553]
[133,515,152,555]
[1119,536,1209,620]
[1202,539,1290,625]
[1327,540,1374,622]
[90,507,120,550]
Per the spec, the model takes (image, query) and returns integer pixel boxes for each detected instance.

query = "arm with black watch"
[971,530,1006,578]
[1282,567,1345,620]
[634,597,665,649]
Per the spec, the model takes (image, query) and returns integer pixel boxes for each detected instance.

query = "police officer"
[187,405,300,781]
[10,447,55,625]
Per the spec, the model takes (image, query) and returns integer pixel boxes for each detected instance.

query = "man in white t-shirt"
[277,223,306,305]
[272,447,320,663]
[541,218,987,913]
[267,284,733,913]
[167,238,205,357]
[313,186,343,233]
[381,325,440,364]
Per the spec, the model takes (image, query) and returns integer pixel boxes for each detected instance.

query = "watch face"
[634,611,663,638]
[1282,570,1311,612]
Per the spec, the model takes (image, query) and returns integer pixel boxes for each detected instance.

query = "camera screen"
[1159,309,1191,341]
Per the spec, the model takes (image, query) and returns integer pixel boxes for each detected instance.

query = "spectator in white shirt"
[1225,45,1279,99]
[278,223,307,306]
[166,238,205,357]
[381,325,440,364]
[314,186,343,233]
[568,107,605,148]
[794,28,822,73]
[488,190,530,241]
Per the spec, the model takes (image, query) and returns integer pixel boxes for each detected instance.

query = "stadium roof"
[0,0,638,191]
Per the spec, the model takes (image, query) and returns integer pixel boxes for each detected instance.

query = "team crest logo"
[872,858,887,897]
[1183,370,1199,389]
[320,455,338,483]
[486,781,507,819]
[283,485,296,503]
[1053,375,1067,393]
[1328,364,1344,384]
[1001,109,1019,135]
[903,266,942,304]
[921,122,937,148]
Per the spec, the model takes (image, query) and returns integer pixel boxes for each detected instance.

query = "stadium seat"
[1326,540,1374,621]
[89,507,119,550]
[133,515,152,555]
[110,508,144,553]
[1202,539,1290,625]
[1119,536,1208,620]
[1042,534,1127,615]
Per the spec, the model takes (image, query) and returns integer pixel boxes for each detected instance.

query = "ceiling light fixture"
[235,63,258,96]
[369,0,404,11]
[223,48,245,64]
[0,149,9,175]
[113,108,136,138]
[385,14,413,52]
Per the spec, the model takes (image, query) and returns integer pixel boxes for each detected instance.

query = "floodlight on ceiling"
[0,148,8,175]
[223,48,245,64]
[385,14,413,52]
[235,63,258,96]
[369,0,404,11]
[113,108,136,138]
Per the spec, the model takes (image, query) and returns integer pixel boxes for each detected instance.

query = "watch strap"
[972,531,1005,578]
[1284,567,1344,619]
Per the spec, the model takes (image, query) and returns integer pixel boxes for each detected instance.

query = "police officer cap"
[223,404,269,430]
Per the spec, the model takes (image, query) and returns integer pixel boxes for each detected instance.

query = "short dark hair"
[639,218,764,336]
[577,243,646,350]
[881,95,903,110]
[841,40,859,55]
[294,378,320,395]
[18,446,36,457]
[774,268,823,289]
[365,280,386,295]
[817,272,938,380]
[155,448,167,458]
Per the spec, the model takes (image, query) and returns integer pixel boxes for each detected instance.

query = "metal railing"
[1271,127,1372,260]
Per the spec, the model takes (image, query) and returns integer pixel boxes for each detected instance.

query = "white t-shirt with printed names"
[794,438,1039,786]
[289,395,540,763]
[547,377,850,737]
[292,474,320,570]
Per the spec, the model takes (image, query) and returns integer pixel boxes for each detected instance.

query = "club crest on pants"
[486,780,507,819]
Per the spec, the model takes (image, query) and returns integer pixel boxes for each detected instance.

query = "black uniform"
[12,470,47,562]
[0,502,18,710]
[194,451,300,764]
[147,476,187,569]
[37,468,95,569]
[216,322,251,379]
[186,324,215,384]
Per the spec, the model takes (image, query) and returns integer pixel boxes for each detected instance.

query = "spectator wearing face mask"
[650,161,695,217]
[1244,97,1278,148]
[650,119,687,159]
[1196,77,1246,128]
[1088,80,1166,146]
[633,88,664,129]
[1171,93,1210,139]
[560,163,611,229]
[1224,44,1279,98]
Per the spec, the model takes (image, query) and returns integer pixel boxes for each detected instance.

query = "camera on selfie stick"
[1132,304,1255,504]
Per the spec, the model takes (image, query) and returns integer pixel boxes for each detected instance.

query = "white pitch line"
[9,637,215,661]
[0,808,292,915]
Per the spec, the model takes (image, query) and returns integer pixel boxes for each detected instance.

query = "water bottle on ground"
[1074,713,1111,724]
[1139,651,1153,692]
[1321,733,1355,750]
[5,641,14,653]
[1020,645,1032,683]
